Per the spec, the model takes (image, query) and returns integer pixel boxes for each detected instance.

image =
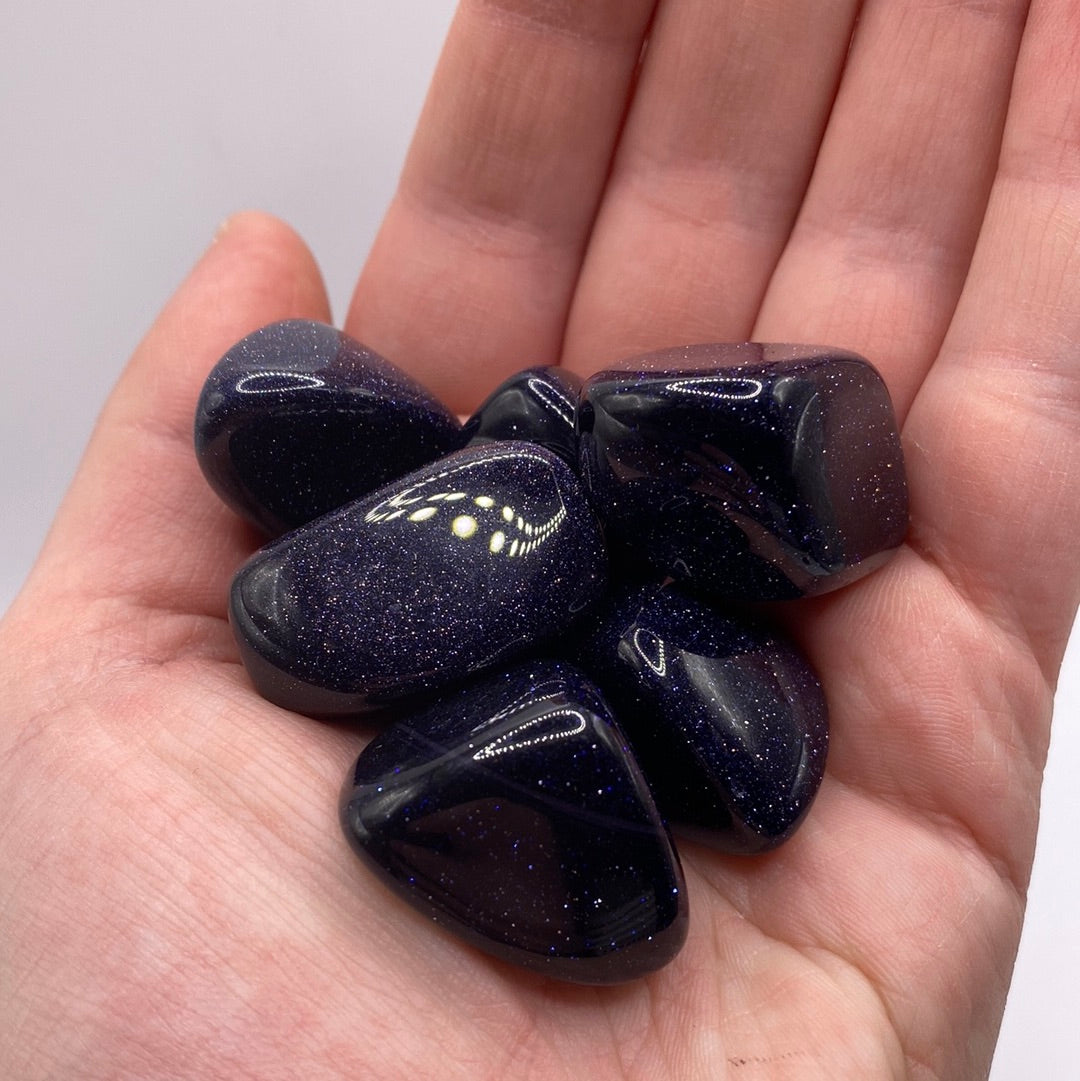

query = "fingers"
[754,0,1030,418]
[904,0,1080,671]
[344,0,656,411]
[24,212,330,616]
[561,0,860,371]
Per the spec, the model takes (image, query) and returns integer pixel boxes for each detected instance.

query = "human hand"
[2,2,1078,1078]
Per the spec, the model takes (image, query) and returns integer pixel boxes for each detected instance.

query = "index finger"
[344,0,655,412]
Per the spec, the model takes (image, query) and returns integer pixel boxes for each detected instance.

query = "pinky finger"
[904,0,1080,677]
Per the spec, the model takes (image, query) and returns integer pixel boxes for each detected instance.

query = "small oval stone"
[195,319,464,535]
[576,582,828,854]
[578,343,908,599]
[230,442,607,715]
[340,660,688,983]
[462,365,582,466]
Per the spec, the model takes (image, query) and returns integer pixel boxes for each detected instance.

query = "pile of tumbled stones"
[194,319,908,985]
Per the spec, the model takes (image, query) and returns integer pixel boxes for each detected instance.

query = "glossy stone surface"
[340,660,688,983]
[578,344,908,599]
[576,582,828,853]
[231,442,607,716]
[462,366,582,466]
[195,320,464,535]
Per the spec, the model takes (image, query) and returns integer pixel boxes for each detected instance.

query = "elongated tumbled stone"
[578,344,908,599]
[195,320,464,535]
[462,366,582,466]
[340,660,688,983]
[230,442,607,715]
[577,582,828,854]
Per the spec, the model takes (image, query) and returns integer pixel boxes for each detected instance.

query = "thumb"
[12,211,331,626]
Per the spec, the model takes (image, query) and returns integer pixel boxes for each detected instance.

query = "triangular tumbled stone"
[340,661,688,984]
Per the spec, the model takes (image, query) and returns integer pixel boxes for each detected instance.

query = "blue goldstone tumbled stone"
[462,365,582,466]
[340,660,688,983]
[195,320,464,535]
[576,582,828,854]
[230,442,607,716]
[578,343,908,599]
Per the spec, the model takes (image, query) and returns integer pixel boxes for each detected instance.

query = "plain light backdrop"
[2,4,1076,1075]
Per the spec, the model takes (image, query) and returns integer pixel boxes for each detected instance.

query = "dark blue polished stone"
[578,344,908,599]
[195,320,464,535]
[576,582,828,853]
[340,660,688,983]
[462,366,582,466]
[230,442,607,716]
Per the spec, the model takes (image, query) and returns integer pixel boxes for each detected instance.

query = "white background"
[2,4,1075,1075]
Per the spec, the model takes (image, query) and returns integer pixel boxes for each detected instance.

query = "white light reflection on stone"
[526,376,574,425]
[363,449,569,557]
[452,515,478,539]
[235,371,327,394]
[631,626,667,676]
[681,656,750,744]
[473,707,588,761]
[665,376,763,401]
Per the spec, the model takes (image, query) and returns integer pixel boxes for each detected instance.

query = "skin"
[1,1,1078,1078]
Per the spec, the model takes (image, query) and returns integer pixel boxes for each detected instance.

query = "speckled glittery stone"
[576,582,828,854]
[230,442,607,715]
[578,344,908,599]
[462,366,582,466]
[340,660,688,983]
[195,320,464,535]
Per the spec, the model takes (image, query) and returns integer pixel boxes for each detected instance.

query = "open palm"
[3,2,1078,1078]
